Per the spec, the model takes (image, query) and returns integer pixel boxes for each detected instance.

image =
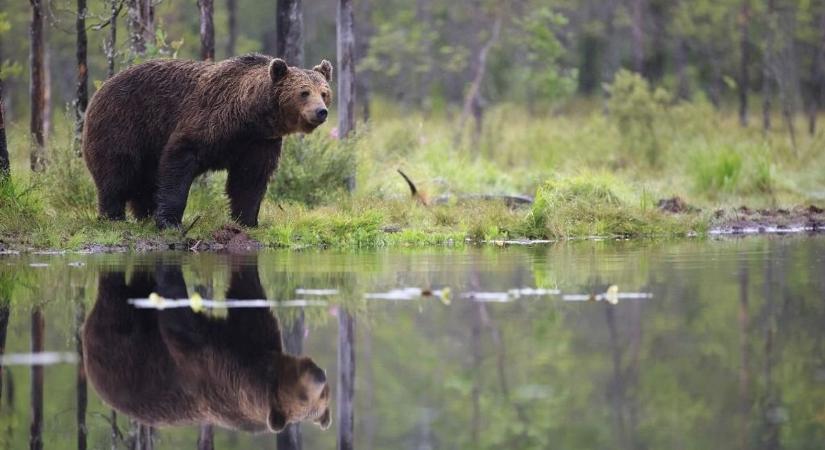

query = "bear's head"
[267,354,332,432]
[270,58,334,134]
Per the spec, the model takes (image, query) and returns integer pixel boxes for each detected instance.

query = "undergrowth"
[0,82,822,251]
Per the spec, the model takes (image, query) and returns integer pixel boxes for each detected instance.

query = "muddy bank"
[709,205,825,235]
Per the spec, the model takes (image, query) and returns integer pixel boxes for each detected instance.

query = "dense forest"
[2,0,825,135]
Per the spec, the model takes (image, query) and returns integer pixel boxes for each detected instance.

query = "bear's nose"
[315,108,328,122]
[309,366,327,385]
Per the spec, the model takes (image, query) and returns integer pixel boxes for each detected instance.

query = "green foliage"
[38,138,97,220]
[606,70,671,167]
[268,133,356,207]
[691,147,743,195]
[516,7,576,102]
[0,176,42,235]
[524,174,699,238]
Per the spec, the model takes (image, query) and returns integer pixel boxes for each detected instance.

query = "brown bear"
[82,258,331,433]
[82,54,333,229]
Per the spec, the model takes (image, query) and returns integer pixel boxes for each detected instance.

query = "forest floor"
[1,99,824,253]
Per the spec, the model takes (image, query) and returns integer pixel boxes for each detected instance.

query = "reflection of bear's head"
[267,354,331,432]
[82,261,331,434]
[270,58,333,134]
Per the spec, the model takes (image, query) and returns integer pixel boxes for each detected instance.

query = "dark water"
[0,236,824,450]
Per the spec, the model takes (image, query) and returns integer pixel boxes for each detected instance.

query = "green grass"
[1,92,823,251]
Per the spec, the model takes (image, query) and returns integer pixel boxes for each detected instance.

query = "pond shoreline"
[1,207,823,255]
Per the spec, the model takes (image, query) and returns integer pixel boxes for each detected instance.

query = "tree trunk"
[29,0,47,172]
[276,0,304,66]
[762,0,775,132]
[75,0,89,155]
[277,311,305,450]
[337,0,356,192]
[355,0,372,121]
[458,16,501,147]
[127,0,153,58]
[739,0,751,127]
[226,0,237,57]
[76,301,88,450]
[337,310,355,450]
[197,425,214,450]
[30,309,44,450]
[0,73,9,178]
[105,0,119,78]
[808,12,825,135]
[630,0,645,73]
[199,0,215,61]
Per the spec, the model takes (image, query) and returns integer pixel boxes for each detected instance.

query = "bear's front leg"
[155,136,200,229]
[226,138,282,227]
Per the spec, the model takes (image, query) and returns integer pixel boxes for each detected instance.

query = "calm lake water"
[0,235,824,450]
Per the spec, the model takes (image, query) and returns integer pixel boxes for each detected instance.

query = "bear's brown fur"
[82,54,333,228]
[82,259,330,433]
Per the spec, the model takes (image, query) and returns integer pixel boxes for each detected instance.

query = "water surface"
[0,236,824,449]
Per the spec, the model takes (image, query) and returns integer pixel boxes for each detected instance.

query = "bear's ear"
[316,407,331,430]
[269,58,289,83]
[313,60,333,82]
[267,407,288,433]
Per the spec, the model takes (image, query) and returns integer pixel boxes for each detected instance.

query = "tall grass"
[0,90,822,250]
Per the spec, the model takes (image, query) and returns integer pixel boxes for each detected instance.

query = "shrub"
[606,70,671,167]
[39,140,97,219]
[691,147,743,196]
[0,176,43,235]
[268,133,356,207]
[523,174,694,238]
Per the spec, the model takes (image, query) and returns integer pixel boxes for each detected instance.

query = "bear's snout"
[314,108,328,123]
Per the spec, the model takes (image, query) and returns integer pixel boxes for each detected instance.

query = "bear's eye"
[300,91,310,98]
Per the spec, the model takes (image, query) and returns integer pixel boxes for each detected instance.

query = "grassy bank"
[1,75,823,251]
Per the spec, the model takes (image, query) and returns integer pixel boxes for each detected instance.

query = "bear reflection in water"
[82,257,330,434]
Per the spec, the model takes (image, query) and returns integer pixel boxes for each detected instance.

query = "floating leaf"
[190,292,204,313]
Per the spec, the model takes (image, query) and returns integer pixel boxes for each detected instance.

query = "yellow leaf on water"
[440,287,452,306]
[149,292,165,309]
[605,285,619,305]
[190,292,204,313]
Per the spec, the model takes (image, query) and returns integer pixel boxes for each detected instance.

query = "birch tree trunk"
[277,0,303,66]
[29,0,47,172]
[197,425,214,450]
[337,0,356,192]
[337,310,355,450]
[105,0,120,78]
[75,0,89,154]
[458,16,501,147]
[199,0,215,61]
[127,0,153,58]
